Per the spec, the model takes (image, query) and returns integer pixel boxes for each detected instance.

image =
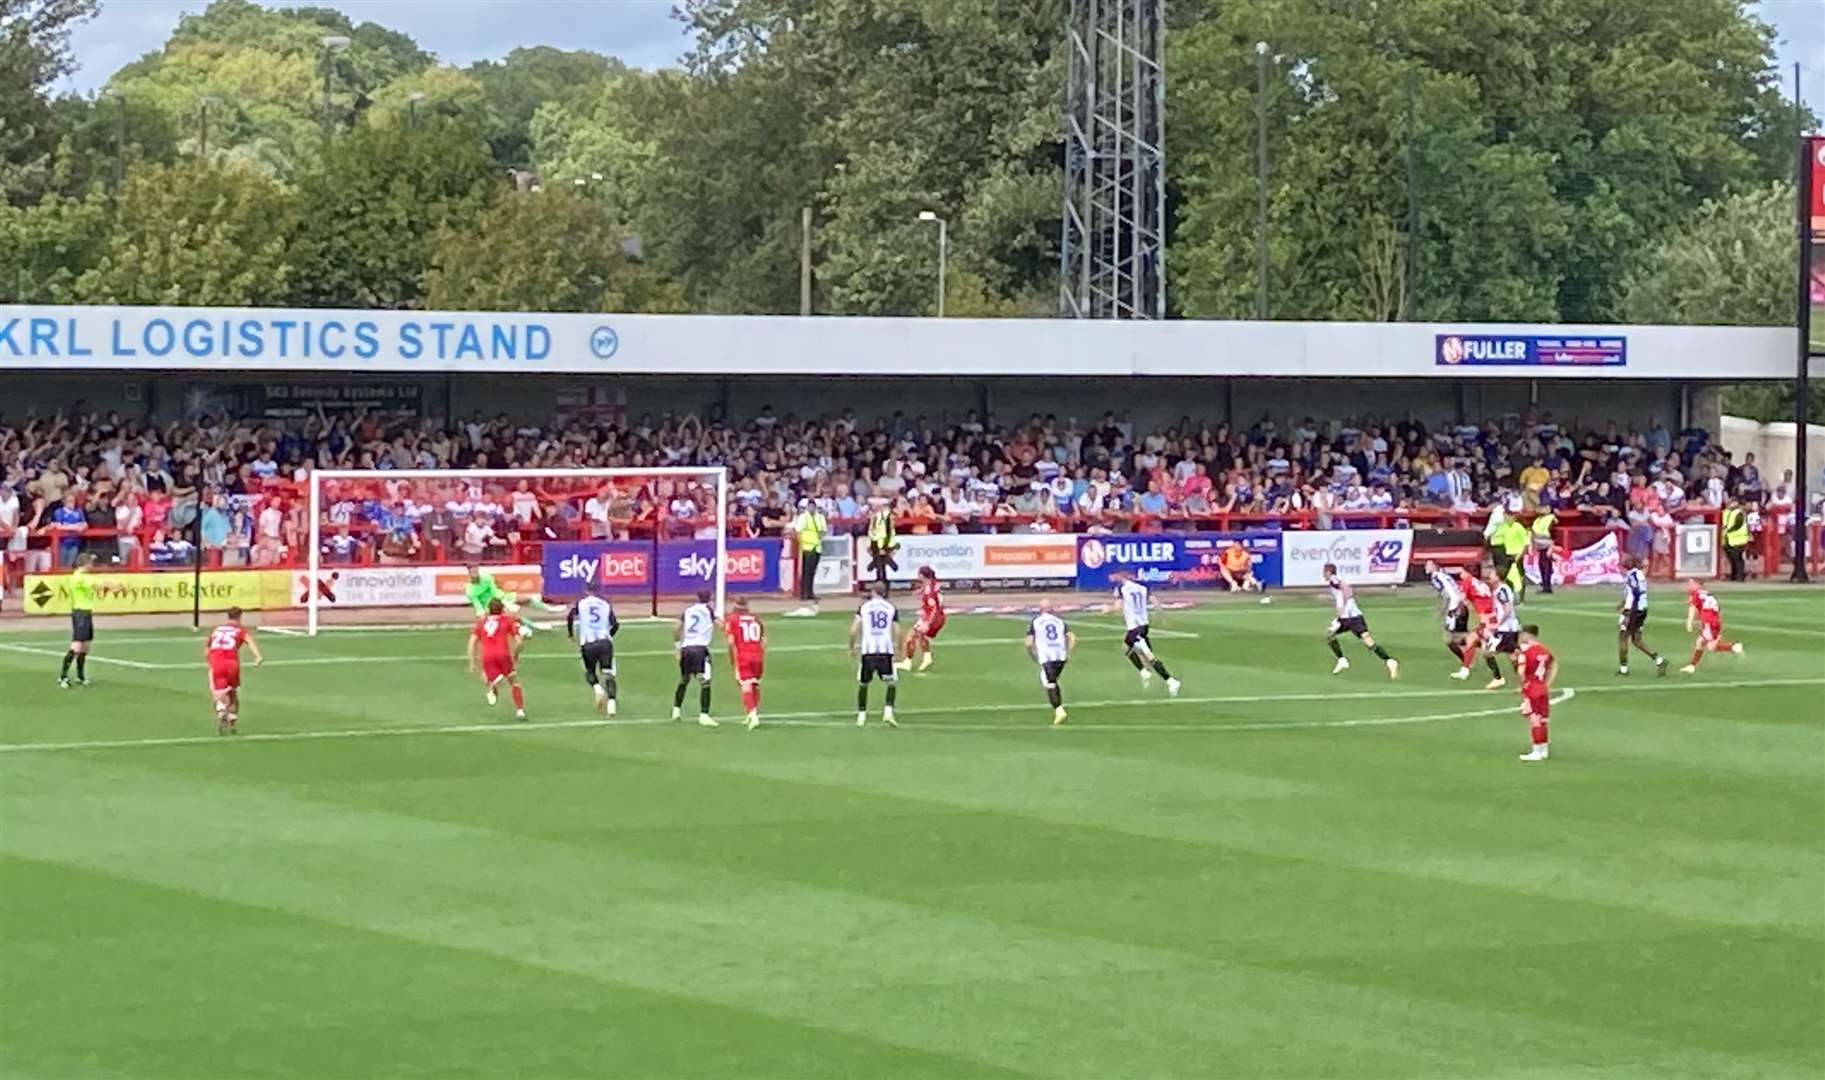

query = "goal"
[304,467,731,635]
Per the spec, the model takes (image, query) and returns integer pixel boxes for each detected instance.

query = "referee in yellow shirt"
[59,553,98,688]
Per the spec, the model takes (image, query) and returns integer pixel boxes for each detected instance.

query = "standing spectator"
[50,493,86,567]
[510,479,540,525]
[790,499,827,609]
[1721,497,1751,581]
[114,491,144,564]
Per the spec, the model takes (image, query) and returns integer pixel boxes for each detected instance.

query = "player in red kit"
[206,606,263,735]
[1456,563,1495,676]
[1681,578,1744,673]
[897,565,945,673]
[1514,624,1557,762]
[467,598,527,720]
[724,596,767,730]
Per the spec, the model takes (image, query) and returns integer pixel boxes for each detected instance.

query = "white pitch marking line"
[1547,607,1825,638]
[37,632,1164,671]
[0,643,165,670]
[11,677,1821,755]
[0,691,1575,753]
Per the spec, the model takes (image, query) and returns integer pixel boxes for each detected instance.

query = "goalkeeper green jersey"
[465,572,511,614]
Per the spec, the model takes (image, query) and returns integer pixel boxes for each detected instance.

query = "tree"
[367,65,498,135]
[641,0,1066,315]
[0,187,109,301]
[286,122,500,309]
[43,92,180,198]
[1167,0,1802,323]
[0,0,100,203]
[527,76,659,224]
[467,46,621,168]
[99,0,434,180]
[1618,182,1821,425]
[1619,183,1794,326]
[425,186,685,313]
[71,160,295,305]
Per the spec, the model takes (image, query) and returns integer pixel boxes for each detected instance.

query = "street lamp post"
[407,90,425,129]
[320,35,351,140]
[199,95,219,161]
[101,91,124,196]
[917,209,948,317]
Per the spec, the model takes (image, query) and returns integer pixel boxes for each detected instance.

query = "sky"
[62,0,1825,117]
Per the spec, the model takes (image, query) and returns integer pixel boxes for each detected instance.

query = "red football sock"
[1530,720,1548,747]
[1689,647,1704,667]
[1459,642,1478,668]
[510,685,525,709]
[741,685,758,712]
[1712,638,1735,652]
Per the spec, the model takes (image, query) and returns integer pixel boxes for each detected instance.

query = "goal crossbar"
[306,466,729,635]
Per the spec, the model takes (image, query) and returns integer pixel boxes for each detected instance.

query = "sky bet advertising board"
[542,539,782,598]
[1435,333,1625,368]
[1075,533,1283,590]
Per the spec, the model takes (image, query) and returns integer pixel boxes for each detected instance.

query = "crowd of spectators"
[2,402,1817,573]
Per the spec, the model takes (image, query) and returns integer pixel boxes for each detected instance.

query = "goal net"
[303,467,734,635]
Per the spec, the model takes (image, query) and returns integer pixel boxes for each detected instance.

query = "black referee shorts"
[70,610,94,643]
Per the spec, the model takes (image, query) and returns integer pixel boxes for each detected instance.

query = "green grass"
[3,585,1823,1078]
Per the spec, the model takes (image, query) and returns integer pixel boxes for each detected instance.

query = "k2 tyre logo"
[1367,539,1405,572]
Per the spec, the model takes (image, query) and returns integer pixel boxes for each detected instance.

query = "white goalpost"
[306,466,729,635]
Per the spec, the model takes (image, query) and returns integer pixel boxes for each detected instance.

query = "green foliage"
[0,0,1806,319]
[99,0,433,181]
[467,46,622,168]
[1168,0,1804,323]
[0,188,110,301]
[0,0,100,203]
[367,66,498,135]
[1720,381,1825,426]
[527,76,660,225]
[425,186,685,313]
[44,93,179,198]
[1620,183,1794,326]
[71,160,295,305]
[287,124,500,309]
[643,0,1065,315]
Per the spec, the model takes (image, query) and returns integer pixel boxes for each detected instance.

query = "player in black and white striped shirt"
[673,589,720,726]
[1026,598,1077,725]
[1615,555,1668,676]
[1113,572,1180,696]
[566,581,619,716]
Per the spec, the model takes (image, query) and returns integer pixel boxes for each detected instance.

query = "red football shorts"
[735,656,764,683]
[481,657,515,682]
[1521,686,1550,720]
[208,659,240,692]
[916,613,946,639]
[1699,616,1722,643]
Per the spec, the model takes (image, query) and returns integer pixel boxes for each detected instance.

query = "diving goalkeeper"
[464,564,562,637]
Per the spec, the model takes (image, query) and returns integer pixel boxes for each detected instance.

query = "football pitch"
[2,586,1822,1077]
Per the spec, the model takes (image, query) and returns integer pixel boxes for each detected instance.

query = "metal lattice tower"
[1059,0,1166,319]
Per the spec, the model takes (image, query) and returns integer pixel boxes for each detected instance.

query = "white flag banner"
[1524,531,1624,586]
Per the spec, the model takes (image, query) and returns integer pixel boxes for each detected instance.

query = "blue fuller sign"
[1435,333,1625,368]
